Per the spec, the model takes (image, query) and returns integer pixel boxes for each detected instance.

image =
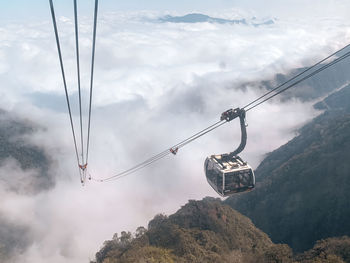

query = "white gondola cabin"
[204,154,255,196]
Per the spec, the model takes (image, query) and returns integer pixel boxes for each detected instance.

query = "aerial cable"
[242,43,350,110]
[103,120,227,182]
[73,0,85,167]
[168,119,226,152]
[99,152,171,182]
[85,0,99,167]
[94,120,226,182]
[49,0,82,179]
[175,120,227,150]
[92,43,350,183]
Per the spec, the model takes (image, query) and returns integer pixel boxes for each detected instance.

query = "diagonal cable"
[49,0,81,170]
[73,0,85,165]
[93,120,226,182]
[104,121,228,182]
[85,0,99,165]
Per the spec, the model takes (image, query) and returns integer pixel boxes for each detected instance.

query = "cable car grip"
[220,108,245,122]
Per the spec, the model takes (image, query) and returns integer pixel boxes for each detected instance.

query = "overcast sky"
[1,1,350,263]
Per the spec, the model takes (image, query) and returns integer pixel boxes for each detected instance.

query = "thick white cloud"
[0,9,350,263]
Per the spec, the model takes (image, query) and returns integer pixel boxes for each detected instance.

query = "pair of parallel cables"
[49,0,99,183]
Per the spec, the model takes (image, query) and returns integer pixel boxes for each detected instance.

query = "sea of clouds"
[0,7,350,263]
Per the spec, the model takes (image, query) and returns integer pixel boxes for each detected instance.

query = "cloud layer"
[0,9,350,263]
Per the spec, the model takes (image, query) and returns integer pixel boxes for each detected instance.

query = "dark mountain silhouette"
[159,13,275,27]
[0,109,53,194]
[226,84,350,252]
[0,109,53,260]
[159,13,247,25]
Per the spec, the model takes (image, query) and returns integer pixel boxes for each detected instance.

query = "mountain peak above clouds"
[158,13,275,26]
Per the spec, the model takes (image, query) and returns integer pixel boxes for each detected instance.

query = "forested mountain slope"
[226,84,350,252]
[93,198,350,263]
[93,198,278,263]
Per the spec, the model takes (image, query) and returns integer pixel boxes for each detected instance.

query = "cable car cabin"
[204,154,255,197]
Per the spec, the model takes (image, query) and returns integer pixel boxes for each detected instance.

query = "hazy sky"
[2,0,350,21]
[1,1,350,263]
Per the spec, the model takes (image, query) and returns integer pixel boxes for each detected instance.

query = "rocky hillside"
[93,198,278,263]
[92,198,350,263]
[226,84,350,252]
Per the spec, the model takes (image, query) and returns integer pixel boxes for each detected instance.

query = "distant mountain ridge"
[239,58,350,103]
[159,13,275,26]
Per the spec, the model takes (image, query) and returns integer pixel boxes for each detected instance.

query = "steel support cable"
[103,120,227,182]
[246,50,350,112]
[242,43,350,110]
[49,0,82,180]
[176,121,227,149]
[97,120,224,181]
[85,0,99,166]
[100,152,171,182]
[73,0,85,166]
[93,120,226,182]
[100,149,174,182]
[104,154,173,182]
[170,120,226,150]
